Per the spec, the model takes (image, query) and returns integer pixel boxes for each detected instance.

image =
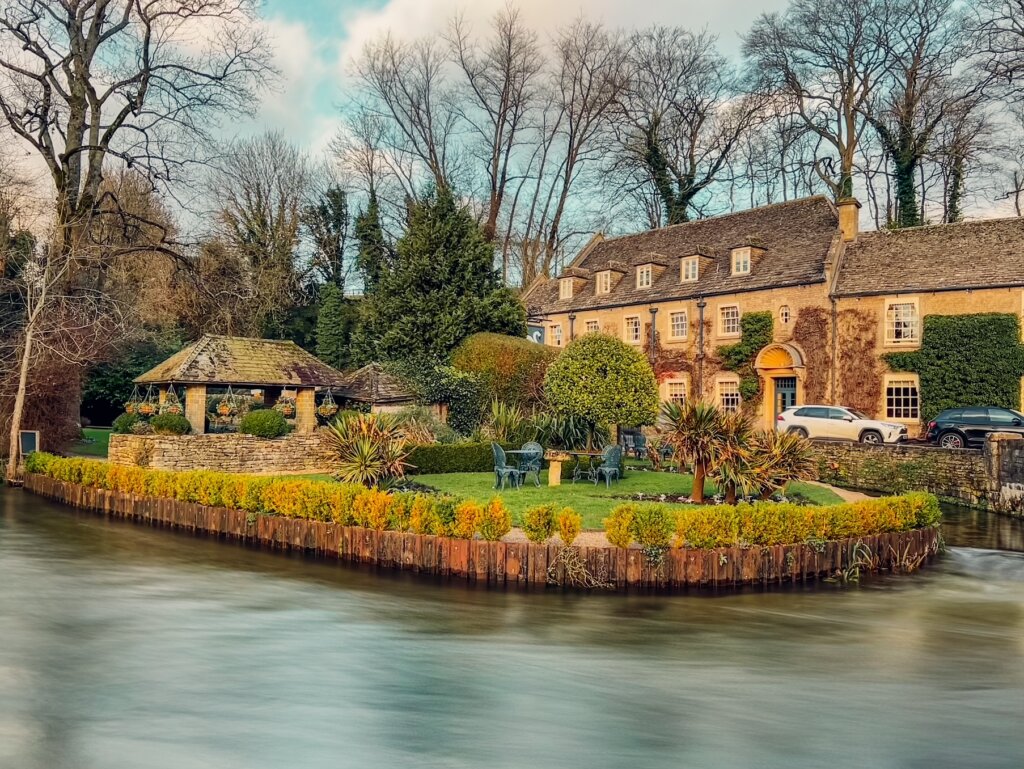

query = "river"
[1,488,1023,769]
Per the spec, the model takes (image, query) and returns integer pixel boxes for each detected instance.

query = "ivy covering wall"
[885,313,1024,423]
[717,311,773,402]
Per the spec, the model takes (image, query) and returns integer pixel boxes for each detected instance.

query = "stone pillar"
[295,387,316,434]
[184,384,207,435]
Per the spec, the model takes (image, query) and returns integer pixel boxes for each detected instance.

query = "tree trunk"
[5,326,35,484]
[894,156,921,228]
[724,481,737,505]
[692,461,705,504]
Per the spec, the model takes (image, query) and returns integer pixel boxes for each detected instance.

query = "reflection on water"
[2,489,1024,769]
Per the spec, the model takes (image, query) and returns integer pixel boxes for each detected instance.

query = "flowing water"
[1,488,1023,769]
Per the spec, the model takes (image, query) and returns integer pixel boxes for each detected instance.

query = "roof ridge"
[177,335,214,378]
[854,215,1024,239]
[598,195,831,244]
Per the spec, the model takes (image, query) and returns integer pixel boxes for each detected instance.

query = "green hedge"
[406,442,518,474]
[885,313,1024,423]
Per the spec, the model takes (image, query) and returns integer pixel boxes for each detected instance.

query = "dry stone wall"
[108,432,334,474]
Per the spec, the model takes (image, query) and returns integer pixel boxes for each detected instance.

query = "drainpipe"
[648,307,658,360]
[696,296,707,397]
[568,312,576,342]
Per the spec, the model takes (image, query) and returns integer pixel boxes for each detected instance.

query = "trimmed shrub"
[239,409,290,438]
[352,488,392,530]
[150,413,191,435]
[630,505,675,549]
[410,494,445,535]
[112,412,141,434]
[389,493,415,531]
[522,504,557,543]
[604,504,638,549]
[557,508,582,546]
[406,442,516,474]
[479,498,512,541]
[453,500,484,539]
[451,332,559,407]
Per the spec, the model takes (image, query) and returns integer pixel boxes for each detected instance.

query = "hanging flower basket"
[217,400,233,417]
[160,385,183,416]
[163,403,183,416]
[124,401,137,415]
[124,385,142,415]
[317,390,338,419]
[274,397,296,418]
[138,401,156,417]
[252,391,264,406]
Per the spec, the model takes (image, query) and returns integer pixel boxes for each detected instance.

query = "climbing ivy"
[885,313,1024,423]
[717,311,773,402]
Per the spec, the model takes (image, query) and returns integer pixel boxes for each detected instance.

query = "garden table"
[504,449,542,487]
[568,451,604,484]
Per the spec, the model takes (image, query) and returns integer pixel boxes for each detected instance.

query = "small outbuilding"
[134,335,349,434]
[340,363,419,413]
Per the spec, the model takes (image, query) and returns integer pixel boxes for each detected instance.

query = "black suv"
[926,407,1024,449]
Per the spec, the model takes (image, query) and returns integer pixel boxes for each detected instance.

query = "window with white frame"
[637,265,652,289]
[624,316,642,344]
[585,319,600,334]
[559,278,573,300]
[719,380,741,413]
[681,257,699,282]
[669,311,688,339]
[551,324,563,347]
[666,380,687,404]
[731,247,751,275]
[885,300,920,345]
[719,304,741,336]
[885,376,920,420]
[779,305,791,325]
[596,270,611,295]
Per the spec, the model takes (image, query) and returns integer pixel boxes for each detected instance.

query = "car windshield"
[847,409,871,419]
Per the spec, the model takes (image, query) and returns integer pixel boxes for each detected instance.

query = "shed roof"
[834,217,1024,296]
[135,335,349,388]
[342,363,416,404]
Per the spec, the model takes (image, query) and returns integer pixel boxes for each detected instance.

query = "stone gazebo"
[134,334,349,434]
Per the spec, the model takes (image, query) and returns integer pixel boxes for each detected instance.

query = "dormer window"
[636,265,653,289]
[681,257,699,282]
[559,278,573,300]
[596,270,612,295]
[732,247,751,275]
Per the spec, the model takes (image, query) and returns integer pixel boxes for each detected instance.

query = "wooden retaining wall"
[23,474,941,592]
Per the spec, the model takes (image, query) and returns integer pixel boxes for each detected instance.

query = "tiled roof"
[834,217,1024,296]
[523,196,839,314]
[135,335,349,388]
[342,363,415,404]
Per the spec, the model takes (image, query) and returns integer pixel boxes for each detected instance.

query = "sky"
[253,0,788,157]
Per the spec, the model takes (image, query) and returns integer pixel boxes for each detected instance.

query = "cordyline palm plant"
[659,400,723,503]
[750,429,817,499]
[708,410,755,505]
[325,412,411,488]
[487,400,527,443]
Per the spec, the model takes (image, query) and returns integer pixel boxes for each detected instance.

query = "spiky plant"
[707,410,755,504]
[487,399,526,443]
[659,400,723,503]
[325,412,411,488]
[750,429,817,498]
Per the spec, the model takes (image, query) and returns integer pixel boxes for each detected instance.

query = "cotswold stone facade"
[108,432,334,474]
[524,197,1024,435]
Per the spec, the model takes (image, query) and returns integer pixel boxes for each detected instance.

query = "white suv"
[776,405,909,445]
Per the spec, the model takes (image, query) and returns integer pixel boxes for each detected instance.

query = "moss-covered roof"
[342,363,415,404]
[135,335,349,388]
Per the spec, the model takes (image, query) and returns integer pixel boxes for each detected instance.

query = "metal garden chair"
[492,443,526,491]
[594,444,623,487]
[519,441,544,487]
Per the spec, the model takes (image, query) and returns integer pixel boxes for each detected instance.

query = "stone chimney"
[837,198,861,242]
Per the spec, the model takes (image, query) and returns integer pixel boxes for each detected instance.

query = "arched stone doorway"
[754,343,807,430]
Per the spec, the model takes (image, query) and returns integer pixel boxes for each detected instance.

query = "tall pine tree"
[316,283,356,370]
[353,190,391,292]
[351,187,526,364]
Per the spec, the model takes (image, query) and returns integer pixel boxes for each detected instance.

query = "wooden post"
[184,384,206,434]
[295,387,316,434]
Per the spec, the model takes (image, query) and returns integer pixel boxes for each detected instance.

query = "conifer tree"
[316,283,355,370]
[353,190,392,292]
[351,186,526,364]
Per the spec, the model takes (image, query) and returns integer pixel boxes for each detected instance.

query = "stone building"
[523,197,1024,435]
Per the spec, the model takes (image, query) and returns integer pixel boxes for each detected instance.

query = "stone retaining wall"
[108,432,333,474]
[813,433,1024,516]
[24,474,941,592]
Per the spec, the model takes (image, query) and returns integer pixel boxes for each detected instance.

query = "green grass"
[410,470,842,530]
[69,427,111,458]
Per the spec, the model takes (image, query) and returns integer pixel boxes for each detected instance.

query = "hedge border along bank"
[885,313,1024,424]
[406,442,517,474]
[26,454,939,548]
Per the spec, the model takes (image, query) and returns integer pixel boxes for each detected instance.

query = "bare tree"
[976,0,1024,101]
[448,5,542,254]
[613,27,767,225]
[744,0,891,199]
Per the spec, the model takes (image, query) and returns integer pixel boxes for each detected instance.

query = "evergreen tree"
[316,283,356,370]
[351,187,526,364]
[302,185,350,288]
[353,190,392,292]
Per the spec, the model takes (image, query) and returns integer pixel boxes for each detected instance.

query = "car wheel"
[788,427,809,439]
[859,430,883,445]
[938,431,965,449]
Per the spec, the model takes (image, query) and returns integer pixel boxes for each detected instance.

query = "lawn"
[413,470,843,530]
[69,427,111,458]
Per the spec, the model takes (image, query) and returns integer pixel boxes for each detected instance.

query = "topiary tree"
[451,332,559,408]
[543,334,659,448]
